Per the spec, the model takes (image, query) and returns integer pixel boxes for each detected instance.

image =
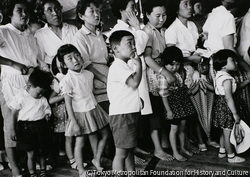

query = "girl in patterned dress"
[158,46,196,161]
[57,44,109,176]
[212,49,249,163]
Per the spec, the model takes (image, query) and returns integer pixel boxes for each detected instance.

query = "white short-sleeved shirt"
[203,5,236,53]
[9,90,51,121]
[71,25,108,66]
[60,68,97,112]
[214,71,237,95]
[237,9,250,64]
[107,20,152,115]
[107,58,141,115]
[165,18,199,57]
[35,23,78,65]
[107,20,149,56]
[0,24,39,106]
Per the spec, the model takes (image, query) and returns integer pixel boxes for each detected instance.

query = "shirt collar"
[146,22,166,35]
[80,24,101,36]
[68,67,85,75]
[45,22,68,32]
[175,18,193,30]
[7,23,30,36]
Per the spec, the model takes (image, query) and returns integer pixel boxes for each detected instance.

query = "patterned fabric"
[52,102,67,133]
[165,86,196,120]
[158,72,195,120]
[188,78,215,137]
[213,94,249,129]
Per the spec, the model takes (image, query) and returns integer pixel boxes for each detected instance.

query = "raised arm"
[126,53,142,89]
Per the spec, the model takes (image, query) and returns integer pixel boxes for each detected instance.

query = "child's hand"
[126,11,140,30]
[11,130,17,141]
[233,113,240,124]
[73,122,81,134]
[166,110,174,120]
[45,114,50,121]
[131,52,141,66]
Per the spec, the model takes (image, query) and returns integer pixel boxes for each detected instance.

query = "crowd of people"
[0,0,250,177]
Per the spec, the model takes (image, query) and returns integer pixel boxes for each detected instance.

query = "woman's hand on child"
[126,11,140,30]
[12,62,29,75]
[190,53,202,64]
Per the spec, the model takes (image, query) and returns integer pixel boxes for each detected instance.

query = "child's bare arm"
[162,97,174,119]
[49,90,64,104]
[224,80,240,123]
[64,95,80,132]
[10,109,19,141]
[126,53,142,89]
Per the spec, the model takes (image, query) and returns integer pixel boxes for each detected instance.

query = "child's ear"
[112,44,119,54]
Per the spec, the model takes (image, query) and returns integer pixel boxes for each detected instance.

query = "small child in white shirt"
[10,68,52,177]
[107,30,142,172]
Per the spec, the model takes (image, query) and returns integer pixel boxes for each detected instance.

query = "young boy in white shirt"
[10,68,52,177]
[107,30,142,172]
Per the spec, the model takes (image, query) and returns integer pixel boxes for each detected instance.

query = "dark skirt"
[165,86,196,120]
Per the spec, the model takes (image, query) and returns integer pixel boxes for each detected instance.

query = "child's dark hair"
[143,0,167,25]
[109,30,134,50]
[76,0,99,24]
[28,68,52,90]
[162,46,183,66]
[111,0,133,19]
[57,44,80,74]
[213,49,237,71]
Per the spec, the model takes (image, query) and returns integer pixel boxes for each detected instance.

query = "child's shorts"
[16,119,50,151]
[109,112,139,149]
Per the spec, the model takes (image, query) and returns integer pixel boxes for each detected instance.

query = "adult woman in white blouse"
[203,0,250,76]
[0,0,40,176]
[35,0,78,72]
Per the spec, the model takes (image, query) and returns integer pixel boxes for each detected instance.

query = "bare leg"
[169,124,186,161]
[27,150,36,175]
[125,149,135,171]
[65,136,74,160]
[151,130,174,161]
[5,147,21,176]
[179,120,193,156]
[92,126,109,170]
[112,148,129,171]
[75,135,86,176]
